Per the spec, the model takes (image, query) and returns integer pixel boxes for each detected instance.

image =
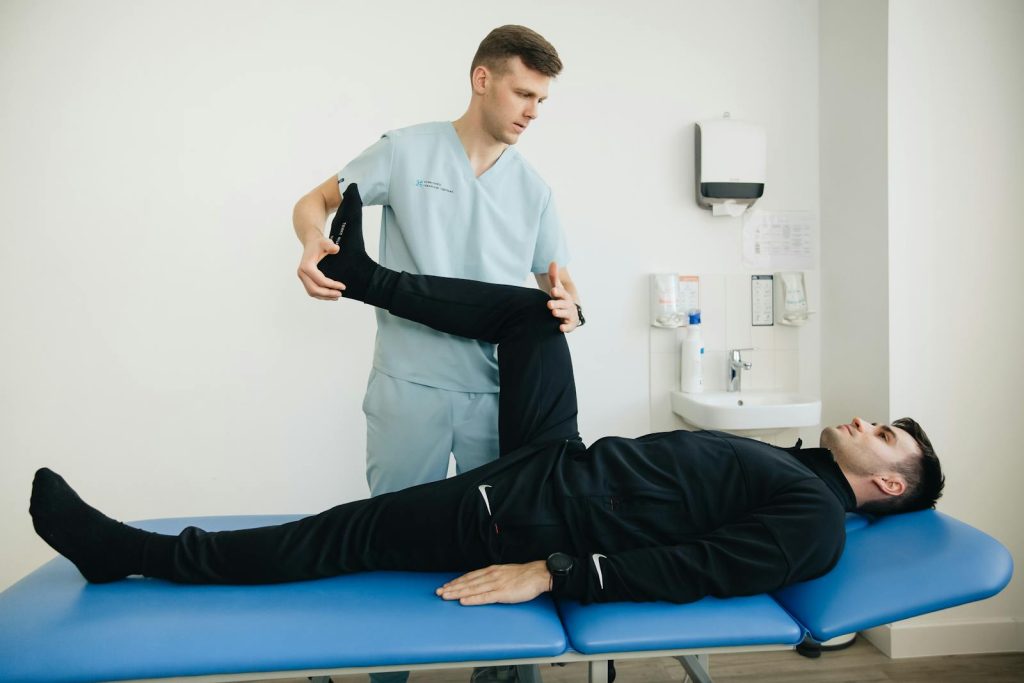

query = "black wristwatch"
[574,304,586,327]
[546,552,574,593]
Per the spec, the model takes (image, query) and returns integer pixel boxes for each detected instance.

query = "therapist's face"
[477,57,550,146]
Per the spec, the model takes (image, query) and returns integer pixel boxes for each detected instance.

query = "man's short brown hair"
[857,417,945,516]
[471,25,562,79]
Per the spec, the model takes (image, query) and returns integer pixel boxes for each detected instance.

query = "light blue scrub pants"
[363,368,499,496]
[363,370,542,683]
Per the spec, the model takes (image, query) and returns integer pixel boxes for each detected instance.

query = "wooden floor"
[272,638,1024,683]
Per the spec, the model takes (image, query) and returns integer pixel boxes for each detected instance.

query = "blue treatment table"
[0,511,1012,683]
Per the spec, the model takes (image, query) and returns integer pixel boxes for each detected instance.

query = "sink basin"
[671,391,821,432]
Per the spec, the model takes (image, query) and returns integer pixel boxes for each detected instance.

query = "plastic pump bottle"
[680,310,704,393]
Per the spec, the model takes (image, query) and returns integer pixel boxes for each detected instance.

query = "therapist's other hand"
[436,561,552,605]
[298,237,345,301]
[545,261,580,333]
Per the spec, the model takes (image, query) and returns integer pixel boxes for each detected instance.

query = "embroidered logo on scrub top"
[415,179,454,194]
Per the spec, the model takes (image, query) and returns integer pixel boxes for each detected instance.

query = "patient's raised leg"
[319,184,580,454]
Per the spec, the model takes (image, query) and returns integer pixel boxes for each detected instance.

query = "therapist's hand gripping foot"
[317,183,379,301]
[436,561,552,605]
[297,235,343,300]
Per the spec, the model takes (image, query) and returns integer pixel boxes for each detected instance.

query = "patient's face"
[820,417,921,478]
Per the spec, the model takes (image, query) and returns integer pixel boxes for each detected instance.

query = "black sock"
[29,468,153,583]
[317,183,387,303]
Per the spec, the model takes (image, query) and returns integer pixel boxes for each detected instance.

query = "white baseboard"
[863,618,1023,658]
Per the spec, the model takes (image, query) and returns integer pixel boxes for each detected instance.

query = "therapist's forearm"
[292,193,336,246]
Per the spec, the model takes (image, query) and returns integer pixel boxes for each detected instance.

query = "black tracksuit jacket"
[481,430,857,604]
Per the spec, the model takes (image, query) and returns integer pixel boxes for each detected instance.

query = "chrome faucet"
[728,348,753,392]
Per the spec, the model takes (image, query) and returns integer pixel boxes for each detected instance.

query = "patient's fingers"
[438,574,499,596]
[440,565,493,586]
[436,565,499,595]
[442,579,499,600]
[460,590,500,606]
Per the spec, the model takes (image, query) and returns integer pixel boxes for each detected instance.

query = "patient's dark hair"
[471,25,563,79]
[858,417,945,516]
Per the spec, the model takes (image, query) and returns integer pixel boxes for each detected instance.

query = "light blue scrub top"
[337,122,569,393]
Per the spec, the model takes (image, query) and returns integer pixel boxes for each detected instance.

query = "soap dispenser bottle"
[680,310,704,393]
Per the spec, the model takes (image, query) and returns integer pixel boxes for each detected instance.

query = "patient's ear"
[872,474,907,498]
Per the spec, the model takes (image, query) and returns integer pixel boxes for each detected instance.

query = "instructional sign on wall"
[751,275,774,326]
[742,210,816,269]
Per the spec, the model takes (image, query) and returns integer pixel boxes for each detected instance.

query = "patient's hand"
[436,561,551,605]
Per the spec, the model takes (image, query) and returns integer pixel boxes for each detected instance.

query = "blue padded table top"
[557,511,1007,654]
[773,510,1014,642]
[0,515,568,683]
[558,594,803,654]
[554,514,864,654]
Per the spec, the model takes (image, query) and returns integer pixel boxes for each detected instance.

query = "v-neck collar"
[446,121,512,183]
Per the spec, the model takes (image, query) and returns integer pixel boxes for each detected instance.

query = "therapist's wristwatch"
[546,552,574,593]
[574,304,586,327]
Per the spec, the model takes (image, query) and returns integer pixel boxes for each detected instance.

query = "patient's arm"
[556,487,847,604]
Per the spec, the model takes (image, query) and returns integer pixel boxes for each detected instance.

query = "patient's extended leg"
[319,184,579,454]
[30,464,491,584]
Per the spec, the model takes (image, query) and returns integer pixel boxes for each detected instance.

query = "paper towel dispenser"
[695,114,766,217]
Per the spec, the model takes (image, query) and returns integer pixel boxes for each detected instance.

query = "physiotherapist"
[290,25,582,683]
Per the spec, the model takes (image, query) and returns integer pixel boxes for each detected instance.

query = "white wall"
[883,0,1024,655]
[819,0,889,429]
[0,0,822,591]
[822,0,1023,657]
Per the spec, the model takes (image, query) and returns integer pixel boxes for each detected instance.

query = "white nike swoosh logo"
[478,484,493,515]
[592,553,607,589]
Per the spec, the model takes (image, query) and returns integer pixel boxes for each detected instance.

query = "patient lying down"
[28,185,945,605]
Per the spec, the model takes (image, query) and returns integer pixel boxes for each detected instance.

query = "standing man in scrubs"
[290,25,581,683]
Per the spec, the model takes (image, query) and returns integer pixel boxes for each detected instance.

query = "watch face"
[547,552,574,575]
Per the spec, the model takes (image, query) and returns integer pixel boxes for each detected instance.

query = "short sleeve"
[530,189,570,273]
[337,135,394,207]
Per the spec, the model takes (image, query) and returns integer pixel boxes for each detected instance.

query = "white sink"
[671,391,821,432]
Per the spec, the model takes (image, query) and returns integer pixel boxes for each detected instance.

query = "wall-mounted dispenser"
[650,273,683,327]
[695,113,766,217]
[773,271,814,326]
[649,274,700,328]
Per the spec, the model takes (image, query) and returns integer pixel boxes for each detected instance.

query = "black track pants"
[142,271,580,584]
